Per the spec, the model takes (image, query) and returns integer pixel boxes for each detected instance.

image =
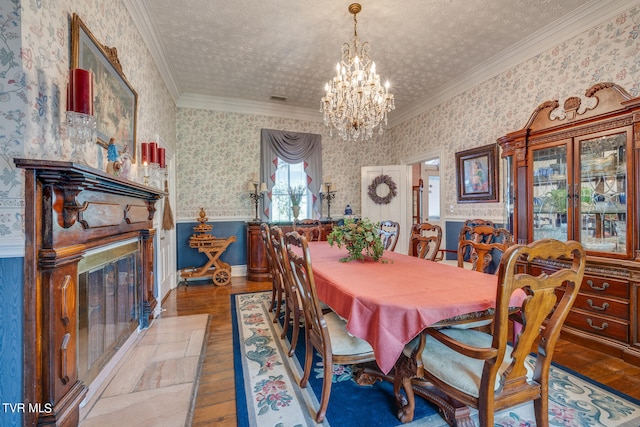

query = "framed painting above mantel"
[70,13,137,162]
[455,143,499,203]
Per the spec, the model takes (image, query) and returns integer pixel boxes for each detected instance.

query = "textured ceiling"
[125,0,626,124]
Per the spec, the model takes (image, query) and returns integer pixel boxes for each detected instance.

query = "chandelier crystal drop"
[320,3,395,141]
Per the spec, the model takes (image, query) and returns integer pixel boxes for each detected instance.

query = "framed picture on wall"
[455,143,499,203]
[70,13,137,162]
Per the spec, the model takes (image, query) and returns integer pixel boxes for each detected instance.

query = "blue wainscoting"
[0,256,24,426]
[176,220,247,272]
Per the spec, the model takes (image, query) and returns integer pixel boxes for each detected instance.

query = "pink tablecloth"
[307,242,512,374]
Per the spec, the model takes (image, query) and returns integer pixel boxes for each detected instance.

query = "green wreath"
[368,174,398,205]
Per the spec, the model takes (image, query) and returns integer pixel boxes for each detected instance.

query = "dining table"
[305,241,524,423]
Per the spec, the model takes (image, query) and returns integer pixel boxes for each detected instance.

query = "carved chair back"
[378,220,400,251]
[293,218,322,242]
[417,239,586,427]
[458,224,513,275]
[285,231,375,422]
[260,223,283,319]
[270,226,303,356]
[409,222,443,261]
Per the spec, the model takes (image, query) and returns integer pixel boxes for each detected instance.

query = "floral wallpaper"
[0,0,176,253]
[175,109,389,220]
[3,1,640,235]
[390,4,640,221]
[176,4,640,224]
[0,0,26,242]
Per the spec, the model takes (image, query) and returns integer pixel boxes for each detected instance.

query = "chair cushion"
[421,328,533,397]
[324,311,374,356]
[434,308,494,330]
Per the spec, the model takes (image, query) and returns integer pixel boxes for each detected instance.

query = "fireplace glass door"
[77,240,141,385]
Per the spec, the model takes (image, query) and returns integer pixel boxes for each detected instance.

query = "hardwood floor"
[160,277,640,426]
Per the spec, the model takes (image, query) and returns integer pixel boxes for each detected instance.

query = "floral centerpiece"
[327,218,384,262]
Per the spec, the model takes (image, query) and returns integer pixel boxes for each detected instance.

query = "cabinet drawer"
[564,310,628,342]
[580,276,629,299]
[572,293,629,320]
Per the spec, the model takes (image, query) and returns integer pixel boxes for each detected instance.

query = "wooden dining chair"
[409,239,586,427]
[270,226,303,356]
[408,222,442,261]
[439,224,515,331]
[463,218,495,228]
[293,218,322,242]
[284,231,376,423]
[457,224,513,274]
[378,220,400,251]
[260,223,284,321]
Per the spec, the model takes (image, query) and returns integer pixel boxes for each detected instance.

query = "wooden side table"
[246,220,336,282]
[246,221,270,282]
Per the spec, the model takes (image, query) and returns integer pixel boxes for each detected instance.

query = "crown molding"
[388,0,638,127]
[177,94,323,122]
[123,0,181,101]
[125,0,637,126]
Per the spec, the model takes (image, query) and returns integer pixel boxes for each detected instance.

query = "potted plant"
[327,218,384,262]
[288,185,306,220]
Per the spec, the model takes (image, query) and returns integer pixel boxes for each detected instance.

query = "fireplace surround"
[15,159,163,426]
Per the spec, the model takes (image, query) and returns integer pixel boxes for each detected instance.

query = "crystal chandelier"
[320,3,395,141]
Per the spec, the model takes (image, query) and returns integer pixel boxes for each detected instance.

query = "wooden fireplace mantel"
[15,159,164,426]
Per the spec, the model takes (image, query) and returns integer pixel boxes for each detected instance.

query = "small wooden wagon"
[179,208,236,286]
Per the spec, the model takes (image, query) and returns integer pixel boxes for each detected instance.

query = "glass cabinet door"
[532,144,569,241]
[578,132,627,254]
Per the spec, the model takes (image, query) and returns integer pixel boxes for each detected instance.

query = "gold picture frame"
[70,13,137,162]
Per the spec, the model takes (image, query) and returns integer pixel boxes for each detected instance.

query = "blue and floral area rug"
[232,291,640,426]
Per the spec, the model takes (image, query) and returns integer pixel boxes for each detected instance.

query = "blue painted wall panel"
[177,221,247,270]
[0,257,24,426]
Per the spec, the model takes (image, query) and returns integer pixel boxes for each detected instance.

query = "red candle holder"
[158,147,166,169]
[67,69,94,115]
[140,142,149,164]
[149,142,158,164]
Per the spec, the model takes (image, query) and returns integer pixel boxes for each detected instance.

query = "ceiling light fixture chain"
[320,3,395,141]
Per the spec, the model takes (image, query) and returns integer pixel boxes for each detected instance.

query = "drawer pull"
[587,279,609,291]
[587,299,609,311]
[586,318,608,331]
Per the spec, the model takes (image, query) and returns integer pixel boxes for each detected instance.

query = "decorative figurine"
[119,144,132,179]
[106,137,122,176]
[344,204,353,215]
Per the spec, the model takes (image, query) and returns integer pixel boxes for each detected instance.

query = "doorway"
[402,148,445,244]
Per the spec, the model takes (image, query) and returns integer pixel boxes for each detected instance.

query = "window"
[428,175,441,220]
[260,129,322,221]
[271,159,310,222]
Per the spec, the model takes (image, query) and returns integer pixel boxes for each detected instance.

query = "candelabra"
[320,182,337,220]
[66,68,96,165]
[247,181,268,222]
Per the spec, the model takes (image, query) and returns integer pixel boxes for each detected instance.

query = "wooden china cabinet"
[498,82,640,364]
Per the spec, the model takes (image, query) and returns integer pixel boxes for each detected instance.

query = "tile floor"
[79,314,209,427]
